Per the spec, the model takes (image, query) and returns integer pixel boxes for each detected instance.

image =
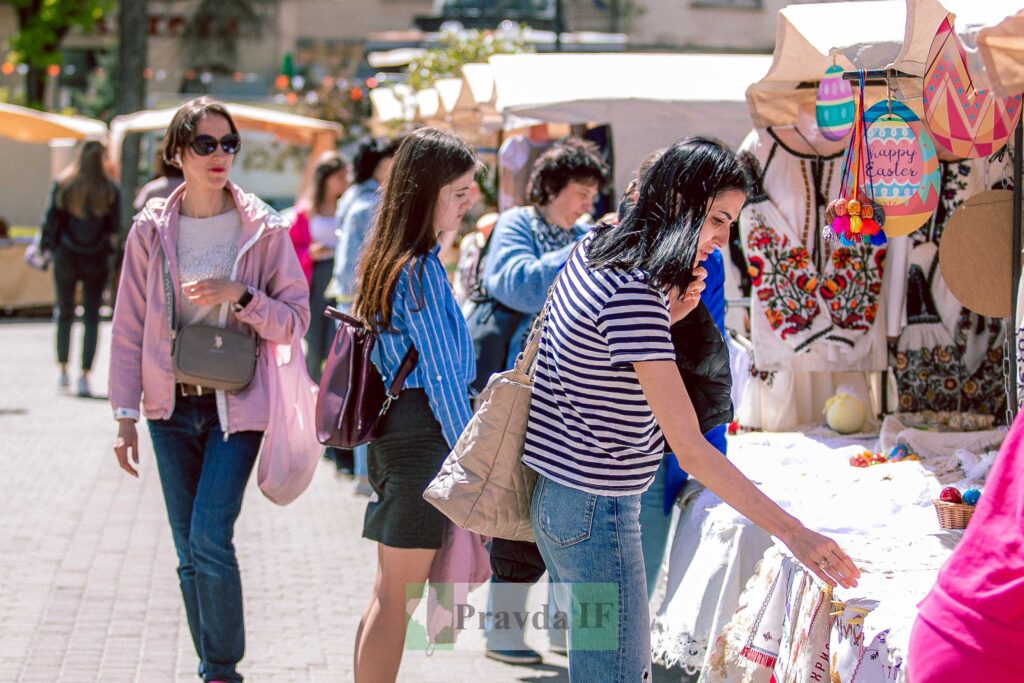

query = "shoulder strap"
[513,237,584,377]
[386,345,419,399]
[162,253,177,341]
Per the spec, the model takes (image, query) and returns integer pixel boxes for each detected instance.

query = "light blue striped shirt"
[373,245,476,449]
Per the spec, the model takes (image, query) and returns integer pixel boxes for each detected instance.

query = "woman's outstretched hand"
[781,525,861,589]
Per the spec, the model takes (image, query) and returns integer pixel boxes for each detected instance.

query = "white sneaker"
[57,370,70,389]
[76,376,91,397]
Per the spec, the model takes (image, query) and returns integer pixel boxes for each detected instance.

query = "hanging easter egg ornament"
[923,14,1023,159]
[824,72,888,246]
[817,64,856,141]
[864,100,941,237]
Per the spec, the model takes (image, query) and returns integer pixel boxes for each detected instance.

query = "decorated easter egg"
[849,455,869,468]
[924,15,1023,159]
[824,392,866,434]
[939,487,963,504]
[889,444,910,461]
[863,100,941,237]
[962,488,981,506]
[817,65,856,141]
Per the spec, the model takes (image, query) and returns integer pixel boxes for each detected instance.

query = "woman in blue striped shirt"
[350,128,478,682]
[526,137,861,681]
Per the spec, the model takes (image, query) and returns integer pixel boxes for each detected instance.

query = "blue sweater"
[482,206,587,369]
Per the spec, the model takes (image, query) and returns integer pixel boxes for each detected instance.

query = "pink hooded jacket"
[109,181,311,435]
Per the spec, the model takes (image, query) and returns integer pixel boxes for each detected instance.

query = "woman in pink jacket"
[108,98,309,683]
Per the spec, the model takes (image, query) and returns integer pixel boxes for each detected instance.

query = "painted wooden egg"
[924,14,1023,159]
[817,65,855,141]
[864,100,941,237]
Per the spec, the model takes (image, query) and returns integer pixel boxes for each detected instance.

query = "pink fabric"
[913,411,1024,672]
[109,181,311,433]
[288,209,314,285]
[907,615,1022,682]
[257,339,321,505]
[425,523,491,646]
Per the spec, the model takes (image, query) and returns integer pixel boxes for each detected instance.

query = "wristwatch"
[233,286,255,312]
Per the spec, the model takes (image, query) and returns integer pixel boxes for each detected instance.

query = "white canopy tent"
[0,103,106,144]
[976,9,1024,98]
[746,1,908,129]
[490,52,772,195]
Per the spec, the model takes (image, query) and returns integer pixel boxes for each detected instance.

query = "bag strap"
[162,253,177,342]
[513,238,583,377]
[324,306,420,413]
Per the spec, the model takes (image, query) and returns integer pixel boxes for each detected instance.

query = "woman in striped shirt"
[525,137,860,681]
[351,128,478,682]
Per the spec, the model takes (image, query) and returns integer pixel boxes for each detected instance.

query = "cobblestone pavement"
[0,320,600,683]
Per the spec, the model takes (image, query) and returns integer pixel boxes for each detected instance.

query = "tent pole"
[1010,116,1023,418]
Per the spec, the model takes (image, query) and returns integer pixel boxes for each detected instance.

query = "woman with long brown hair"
[351,127,478,682]
[41,138,120,396]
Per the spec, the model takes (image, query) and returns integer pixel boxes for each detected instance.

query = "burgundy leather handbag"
[315,307,418,448]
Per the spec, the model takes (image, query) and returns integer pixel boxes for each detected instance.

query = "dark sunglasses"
[189,133,241,156]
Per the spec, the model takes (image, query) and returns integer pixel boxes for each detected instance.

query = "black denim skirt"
[363,389,450,549]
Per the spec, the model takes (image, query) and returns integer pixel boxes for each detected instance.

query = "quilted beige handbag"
[422,238,586,543]
[422,316,543,542]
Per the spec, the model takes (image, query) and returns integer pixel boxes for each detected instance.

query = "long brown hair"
[354,127,477,331]
[57,139,116,219]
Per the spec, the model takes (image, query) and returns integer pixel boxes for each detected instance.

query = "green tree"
[1,0,112,108]
[406,27,532,92]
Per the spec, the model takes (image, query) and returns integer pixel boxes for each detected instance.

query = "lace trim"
[650,620,709,676]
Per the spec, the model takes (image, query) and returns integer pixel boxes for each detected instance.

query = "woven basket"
[932,499,974,529]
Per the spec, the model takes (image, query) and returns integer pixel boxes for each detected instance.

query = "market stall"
[0,104,108,311]
[653,1,1023,680]
[490,52,772,197]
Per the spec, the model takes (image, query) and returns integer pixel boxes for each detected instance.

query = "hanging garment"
[497,135,550,211]
[738,129,889,373]
[890,153,1014,421]
[892,243,961,413]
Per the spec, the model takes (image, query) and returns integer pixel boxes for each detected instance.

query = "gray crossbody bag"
[162,255,259,392]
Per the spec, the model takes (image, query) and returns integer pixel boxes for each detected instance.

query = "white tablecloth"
[651,419,1004,681]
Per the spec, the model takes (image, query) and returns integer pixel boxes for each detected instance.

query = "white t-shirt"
[176,209,242,327]
[309,214,339,249]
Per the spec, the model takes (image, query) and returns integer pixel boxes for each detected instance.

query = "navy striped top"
[522,233,676,495]
[373,246,475,449]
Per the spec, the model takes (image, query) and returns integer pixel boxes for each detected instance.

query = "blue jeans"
[148,393,263,683]
[531,475,652,682]
[639,458,672,600]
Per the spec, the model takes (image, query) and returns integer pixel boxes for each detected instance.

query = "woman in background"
[41,138,121,397]
[290,152,351,381]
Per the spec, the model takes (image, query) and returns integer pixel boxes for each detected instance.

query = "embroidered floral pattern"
[821,246,887,344]
[745,216,830,351]
[892,345,961,413]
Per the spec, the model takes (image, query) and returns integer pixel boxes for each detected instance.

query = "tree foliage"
[3,0,110,66]
[1,0,111,107]
[406,27,532,92]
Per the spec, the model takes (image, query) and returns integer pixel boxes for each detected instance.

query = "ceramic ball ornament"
[817,65,856,141]
[824,392,866,434]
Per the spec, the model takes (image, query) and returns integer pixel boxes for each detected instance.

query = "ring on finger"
[818,559,829,570]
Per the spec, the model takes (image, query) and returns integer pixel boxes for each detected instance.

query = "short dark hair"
[352,136,401,184]
[163,97,239,167]
[527,137,608,207]
[588,136,750,293]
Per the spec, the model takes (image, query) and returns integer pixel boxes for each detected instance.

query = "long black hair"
[588,136,749,293]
